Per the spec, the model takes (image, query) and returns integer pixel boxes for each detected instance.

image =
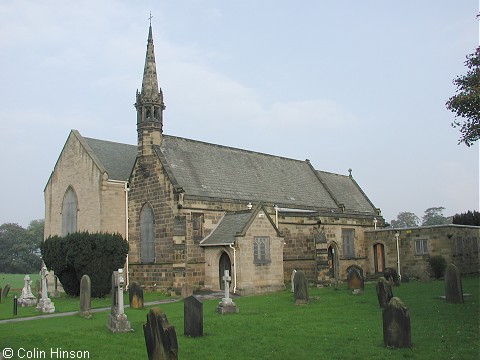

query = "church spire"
[135,20,165,156]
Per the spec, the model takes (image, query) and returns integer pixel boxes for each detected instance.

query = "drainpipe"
[229,243,237,293]
[274,205,279,227]
[395,232,401,281]
[124,182,130,289]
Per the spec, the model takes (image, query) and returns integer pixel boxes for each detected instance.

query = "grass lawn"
[0,273,41,290]
[0,276,478,359]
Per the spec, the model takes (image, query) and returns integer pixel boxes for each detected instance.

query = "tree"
[452,210,480,226]
[422,207,448,226]
[390,212,419,228]
[0,222,42,273]
[446,46,480,147]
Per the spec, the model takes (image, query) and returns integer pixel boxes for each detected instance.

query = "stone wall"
[365,225,480,277]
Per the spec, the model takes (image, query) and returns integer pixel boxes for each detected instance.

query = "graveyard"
[0,274,478,359]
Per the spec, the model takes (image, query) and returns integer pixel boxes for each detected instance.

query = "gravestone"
[293,270,308,305]
[36,266,55,313]
[78,274,91,317]
[444,263,464,304]
[216,270,238,314]
[107,269,133,332]
[290,269,297,292]
[181,283,193,299]
[376,277,393,308]
[346,265,364,290]
[184,295,203,337]
[383,297,411,348]
[0,287,2,303]
[383,268,400,286]
[144,307,178,360]
[419,271,430,283]
[18,275,37,307]
[129,283,144,309]
[2,284,11,299]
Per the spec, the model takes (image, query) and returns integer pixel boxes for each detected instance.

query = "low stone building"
[365,225,480,278]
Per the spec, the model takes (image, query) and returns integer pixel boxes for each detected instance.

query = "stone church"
[44,25,384,295]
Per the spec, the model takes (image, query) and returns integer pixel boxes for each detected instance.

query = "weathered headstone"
[184,295,203,337]
[290,269,297,293]
[18,275,37,307]
[444,263,464,304]
[376,277,393,308]
[383,297,411,348]
[347,265,364,291]
[383,268,400,286]
[78,274,91,318]
[107,269,133,332]
[129,282,144,309]
[293,270,308,305]
[419,270,430,283]
[181,283,193,299]
[216,270,238,314]
[36,266,55,313]
[1,284,11,299]
[144,307,178,360]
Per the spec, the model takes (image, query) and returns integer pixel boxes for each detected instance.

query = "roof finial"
[348,168,352,177]
[148,11,153,26]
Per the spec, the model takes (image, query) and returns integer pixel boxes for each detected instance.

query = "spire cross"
[148,12,153,25]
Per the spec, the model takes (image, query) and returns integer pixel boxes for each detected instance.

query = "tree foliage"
[422,207,448,226]
[446,46,480,147]
[42,232,128,297]
[427,255,447,279]
[0,221,43,273]
[390,212,419,228]
[452,210,480,226]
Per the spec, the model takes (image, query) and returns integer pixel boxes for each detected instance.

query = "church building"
[44,24,384,295]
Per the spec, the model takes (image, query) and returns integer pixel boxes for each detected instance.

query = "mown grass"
[0,276,478,360]
[0,273,41,290]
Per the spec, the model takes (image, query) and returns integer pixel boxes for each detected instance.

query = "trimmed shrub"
[427,255,447,279]
[42,232,128,297]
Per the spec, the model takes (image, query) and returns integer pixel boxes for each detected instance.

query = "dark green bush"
[42,232,128,297]
[427,255,447,279]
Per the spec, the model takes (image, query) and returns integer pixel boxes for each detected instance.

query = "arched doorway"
[219,252,231,290]
[373,243,385,273]
[327,244,338,280]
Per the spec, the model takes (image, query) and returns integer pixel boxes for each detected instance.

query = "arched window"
[140,203,155,263]
[62,187,77,236]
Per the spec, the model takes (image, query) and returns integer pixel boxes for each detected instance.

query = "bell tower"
[135,22,165,156]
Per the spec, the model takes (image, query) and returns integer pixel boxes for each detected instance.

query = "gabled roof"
[157,135,340,210]
[82,136,137,181]
[316,171,377,214]
[200,204,280,246]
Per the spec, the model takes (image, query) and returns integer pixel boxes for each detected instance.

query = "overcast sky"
[0,0,478,227]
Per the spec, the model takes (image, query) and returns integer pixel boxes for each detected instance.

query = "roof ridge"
[83,136,135,147]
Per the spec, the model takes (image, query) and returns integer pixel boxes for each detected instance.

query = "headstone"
[401,273,410,283]
[293,270,308,305]
[444,263,464,304]
[184,295,203,337]
[18,275,37,307]
[144,307,178,360]
[107,269,133,332]
[0,287,2,303]
[346,265,364,290]
[383,268,400,286]
[181,283,193,299]
[216,270,238,314]
[129,282,144,309]
[36,266,55,313]
[383,297,412,348]
[1,284,10,299]
[78,274,91,317]
[290,269,297,293]
[51,274,61,298]
[419,271,430,283]
[376,277,393,308]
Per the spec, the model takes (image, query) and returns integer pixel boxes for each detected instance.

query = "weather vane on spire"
[148,11,153,26]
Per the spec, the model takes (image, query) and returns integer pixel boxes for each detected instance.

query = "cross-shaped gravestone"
[36,266,55,313]
[222,270,232,305]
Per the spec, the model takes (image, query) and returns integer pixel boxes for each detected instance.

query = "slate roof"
[76,131,378,215]
[316,171,377,214]
[200,211,254,246]
[83,137,137,181]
